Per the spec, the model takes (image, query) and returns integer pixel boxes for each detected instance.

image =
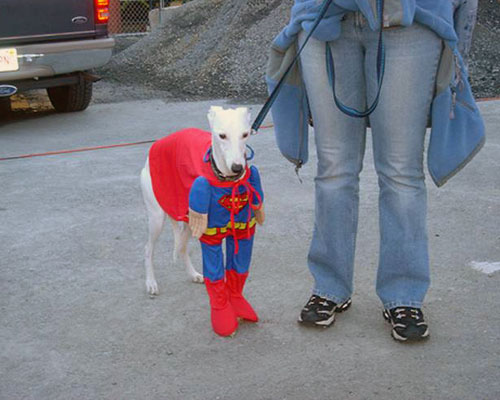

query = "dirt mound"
[99,0,499,100]
[469,0,500,98]
[100,0,292,100]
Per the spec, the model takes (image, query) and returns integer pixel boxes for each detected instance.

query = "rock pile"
[99,0,499,100]
[469,0,500,98]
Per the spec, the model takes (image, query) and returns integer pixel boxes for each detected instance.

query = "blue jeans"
[299,13,442,309]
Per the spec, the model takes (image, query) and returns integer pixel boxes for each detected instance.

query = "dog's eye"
[242,132,249,138]
[219,133,227,139]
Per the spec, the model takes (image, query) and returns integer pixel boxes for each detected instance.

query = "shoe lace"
[306,295,332,310]
[394,307,422,321]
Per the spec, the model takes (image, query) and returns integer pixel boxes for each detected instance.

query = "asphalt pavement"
[1,97,499,400]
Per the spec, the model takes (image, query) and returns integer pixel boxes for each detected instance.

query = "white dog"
[140,107,264,283]
[140,106,265,336]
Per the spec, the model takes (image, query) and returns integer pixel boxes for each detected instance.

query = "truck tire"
[47,77,93,112]
[0,97,11,116]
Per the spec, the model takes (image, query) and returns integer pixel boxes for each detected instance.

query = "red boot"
[226,270,258,322]
[204,278,238,336]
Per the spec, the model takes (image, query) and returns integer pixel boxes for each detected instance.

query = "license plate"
[0,48,19,72]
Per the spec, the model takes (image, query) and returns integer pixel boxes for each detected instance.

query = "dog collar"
[205,147,246,182]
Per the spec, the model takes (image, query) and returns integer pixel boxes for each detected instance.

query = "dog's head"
[207,106,252,177]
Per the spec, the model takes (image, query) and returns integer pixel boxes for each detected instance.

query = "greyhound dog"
[140,106,265,336]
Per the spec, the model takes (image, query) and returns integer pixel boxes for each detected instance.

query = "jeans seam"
[383,300,423,310]
[312,289,351,305]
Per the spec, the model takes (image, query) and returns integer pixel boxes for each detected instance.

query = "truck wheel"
[0,97,12,116]
[47,77,93,112]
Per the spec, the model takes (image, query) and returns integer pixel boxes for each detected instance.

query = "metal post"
[159,0,164,25]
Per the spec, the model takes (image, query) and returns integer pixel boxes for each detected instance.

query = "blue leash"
[251,0,386,133]
[251,0,334,134]
[326,0,386,118]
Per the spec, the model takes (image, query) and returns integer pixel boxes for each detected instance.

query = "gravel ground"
[2,98,500,400]
[97,0,291,101]
[96,0,500,103]
[469,0,500,98]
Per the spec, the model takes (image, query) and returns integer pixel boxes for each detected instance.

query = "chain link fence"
[108,0,194,35]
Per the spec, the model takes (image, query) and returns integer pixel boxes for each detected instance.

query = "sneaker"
[383,307,430,342]
[298,295,352,327]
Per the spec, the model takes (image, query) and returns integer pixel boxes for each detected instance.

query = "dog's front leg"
[178,222,204,283]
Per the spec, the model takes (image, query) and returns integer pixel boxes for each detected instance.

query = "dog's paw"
[146,279,159,295]
[191,273,204,284]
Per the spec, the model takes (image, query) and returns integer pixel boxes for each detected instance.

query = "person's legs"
[363,23,442,309]
[299,16,367,304]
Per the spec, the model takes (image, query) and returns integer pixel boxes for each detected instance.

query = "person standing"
[270,0,479,341]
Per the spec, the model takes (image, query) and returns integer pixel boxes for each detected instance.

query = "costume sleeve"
[249,166,264,205]
[189,177,211,214]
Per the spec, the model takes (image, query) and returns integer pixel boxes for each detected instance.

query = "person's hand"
[188,208,208,239]
[255,204,265,225]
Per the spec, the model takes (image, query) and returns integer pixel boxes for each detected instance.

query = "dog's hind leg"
[141,161,165,295]
[169,217,182,263]
[176,222,204,284]
[144,208,164,295]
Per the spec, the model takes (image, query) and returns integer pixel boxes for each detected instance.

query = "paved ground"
[1,94,499,400]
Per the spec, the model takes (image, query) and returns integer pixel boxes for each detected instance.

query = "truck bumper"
[0,37,115,82]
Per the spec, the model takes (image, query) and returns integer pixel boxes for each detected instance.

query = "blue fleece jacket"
[273,0,457,50]
[267,0,485,187]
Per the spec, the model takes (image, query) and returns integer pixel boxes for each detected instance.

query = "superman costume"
[148,128,264,336]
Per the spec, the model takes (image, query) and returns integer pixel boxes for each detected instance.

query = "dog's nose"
[231,163,243,173]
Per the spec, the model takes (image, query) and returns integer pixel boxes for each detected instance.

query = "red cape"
[149,128,250,222]
[149,128,212,222]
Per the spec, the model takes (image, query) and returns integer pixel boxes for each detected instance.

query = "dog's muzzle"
[231,163,244,174]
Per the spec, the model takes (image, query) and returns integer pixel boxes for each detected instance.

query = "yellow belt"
[204,217,257,236]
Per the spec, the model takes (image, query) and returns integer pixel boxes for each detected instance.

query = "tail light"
[94,0,109,23]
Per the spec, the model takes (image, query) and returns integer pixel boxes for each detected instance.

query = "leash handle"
[251,0,334,134]
[251,0,386,132]
[326,0,385,118]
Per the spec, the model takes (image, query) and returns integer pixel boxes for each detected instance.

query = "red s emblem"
[218,194,249,214]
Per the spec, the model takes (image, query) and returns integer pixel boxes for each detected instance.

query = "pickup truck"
[0,0,115,113]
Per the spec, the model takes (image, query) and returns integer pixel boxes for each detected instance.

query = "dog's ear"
[207,106,223,131]
[236,107,251,127]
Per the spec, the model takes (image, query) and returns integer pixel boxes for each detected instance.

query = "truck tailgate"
[0,0,100,46]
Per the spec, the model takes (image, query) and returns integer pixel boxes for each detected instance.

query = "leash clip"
[295,161,303,184]
[245,145,255,161]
